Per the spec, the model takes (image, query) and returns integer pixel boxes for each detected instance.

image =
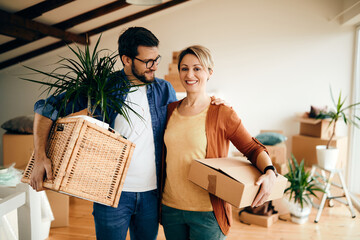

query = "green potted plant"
[19,35,143,207]
[21,35,142,125]
[315,87,360,169]
[284,154,324,224]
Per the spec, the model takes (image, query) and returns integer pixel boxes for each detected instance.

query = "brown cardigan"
[160,98,268,235]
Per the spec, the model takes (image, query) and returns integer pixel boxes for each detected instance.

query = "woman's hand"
[251,170,276,208]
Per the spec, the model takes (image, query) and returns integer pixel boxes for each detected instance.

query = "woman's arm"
[224,107,276,207]
[251,151,276,207]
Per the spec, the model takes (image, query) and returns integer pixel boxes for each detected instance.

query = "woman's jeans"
[93,189,158,240]
[161,204,226,240]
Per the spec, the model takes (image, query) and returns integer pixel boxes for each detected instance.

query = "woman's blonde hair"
[177,45,214,73]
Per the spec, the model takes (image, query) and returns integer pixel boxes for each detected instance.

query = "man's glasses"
[133,55,161,69]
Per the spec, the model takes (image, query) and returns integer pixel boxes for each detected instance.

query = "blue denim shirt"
[34,69,177,192]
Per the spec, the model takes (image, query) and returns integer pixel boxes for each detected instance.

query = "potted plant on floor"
[284,154,324,224]
[20,35,142,207]
[315,87,360,170]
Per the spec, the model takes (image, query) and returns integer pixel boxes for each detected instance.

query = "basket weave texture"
[21,117,135,208]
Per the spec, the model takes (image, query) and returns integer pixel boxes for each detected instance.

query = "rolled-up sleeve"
[33,92,70,121]
[34,99,59,121]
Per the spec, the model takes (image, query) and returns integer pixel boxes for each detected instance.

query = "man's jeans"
[93,189,158,240]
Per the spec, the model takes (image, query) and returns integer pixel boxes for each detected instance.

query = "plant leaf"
[20,35,147,125]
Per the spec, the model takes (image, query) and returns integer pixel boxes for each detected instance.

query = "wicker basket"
[21,117,135,208]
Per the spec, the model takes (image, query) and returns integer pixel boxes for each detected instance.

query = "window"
[348,25,360,194]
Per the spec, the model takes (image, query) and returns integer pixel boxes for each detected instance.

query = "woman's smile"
[185,80,198,85]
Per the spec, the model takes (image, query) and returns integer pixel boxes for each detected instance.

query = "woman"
[160,45,277,239]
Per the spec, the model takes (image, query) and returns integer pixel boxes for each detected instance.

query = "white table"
[0,183,53,240]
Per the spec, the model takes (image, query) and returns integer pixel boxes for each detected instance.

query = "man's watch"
[263,165,278,177]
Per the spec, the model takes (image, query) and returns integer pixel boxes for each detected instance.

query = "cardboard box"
[239,211,279,227]
[164,74,185,92]
[168,63,178,74]
[172,51,180,63]
[266,142,287,165]
[46,190,69,227]
[297,117,333,139]
[273,162,288,175]
[233,144,287,170]
[188,157,288,208]
[292,135,347,168]
[3,133,34,169]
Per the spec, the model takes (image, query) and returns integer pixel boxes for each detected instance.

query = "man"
[30,27,176,240]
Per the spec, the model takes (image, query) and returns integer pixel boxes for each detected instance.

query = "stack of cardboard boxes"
[259,130,288,175]
[164,51,185,93]
[233,130,288,175]
[292,118,347,169]
[266,142,288,175]
[2,133,69,228]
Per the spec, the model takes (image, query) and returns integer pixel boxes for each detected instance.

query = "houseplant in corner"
[315,87,360,170]
[20,35,142,207]
[284,154,324,224]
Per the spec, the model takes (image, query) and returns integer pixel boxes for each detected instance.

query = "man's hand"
[211,97,231,107]
[30,153,53,191]
[30,113,54,191]
[251,170,276,208]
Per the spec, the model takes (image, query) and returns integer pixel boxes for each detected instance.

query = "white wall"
[0,0,356,164]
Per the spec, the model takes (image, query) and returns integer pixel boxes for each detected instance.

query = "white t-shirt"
[114,86,156,192]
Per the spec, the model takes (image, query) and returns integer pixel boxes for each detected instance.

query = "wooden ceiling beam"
[0,41,68,70]
[15,0,75,19]
[0,0,190,70]
[0,0,129,54]
[0,9,87,44]
[0,24,40,41]
[54,0,129,30]
[87,0,189,36]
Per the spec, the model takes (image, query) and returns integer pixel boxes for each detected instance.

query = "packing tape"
[207,175,217,194]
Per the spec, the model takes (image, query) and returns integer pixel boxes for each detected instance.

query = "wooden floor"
[47,197,360,240]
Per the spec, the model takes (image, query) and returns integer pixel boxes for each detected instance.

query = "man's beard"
[131,64,155,84]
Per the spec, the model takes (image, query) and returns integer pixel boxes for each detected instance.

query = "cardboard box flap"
[194,157,261,185]
[296,117,330,125]
[195,157,249,168]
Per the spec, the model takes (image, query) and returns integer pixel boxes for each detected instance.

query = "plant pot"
[68,115,109,130]
[288,201,311,224]
[316,145,339,170]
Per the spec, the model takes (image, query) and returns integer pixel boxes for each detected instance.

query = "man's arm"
[29,113,54,191]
